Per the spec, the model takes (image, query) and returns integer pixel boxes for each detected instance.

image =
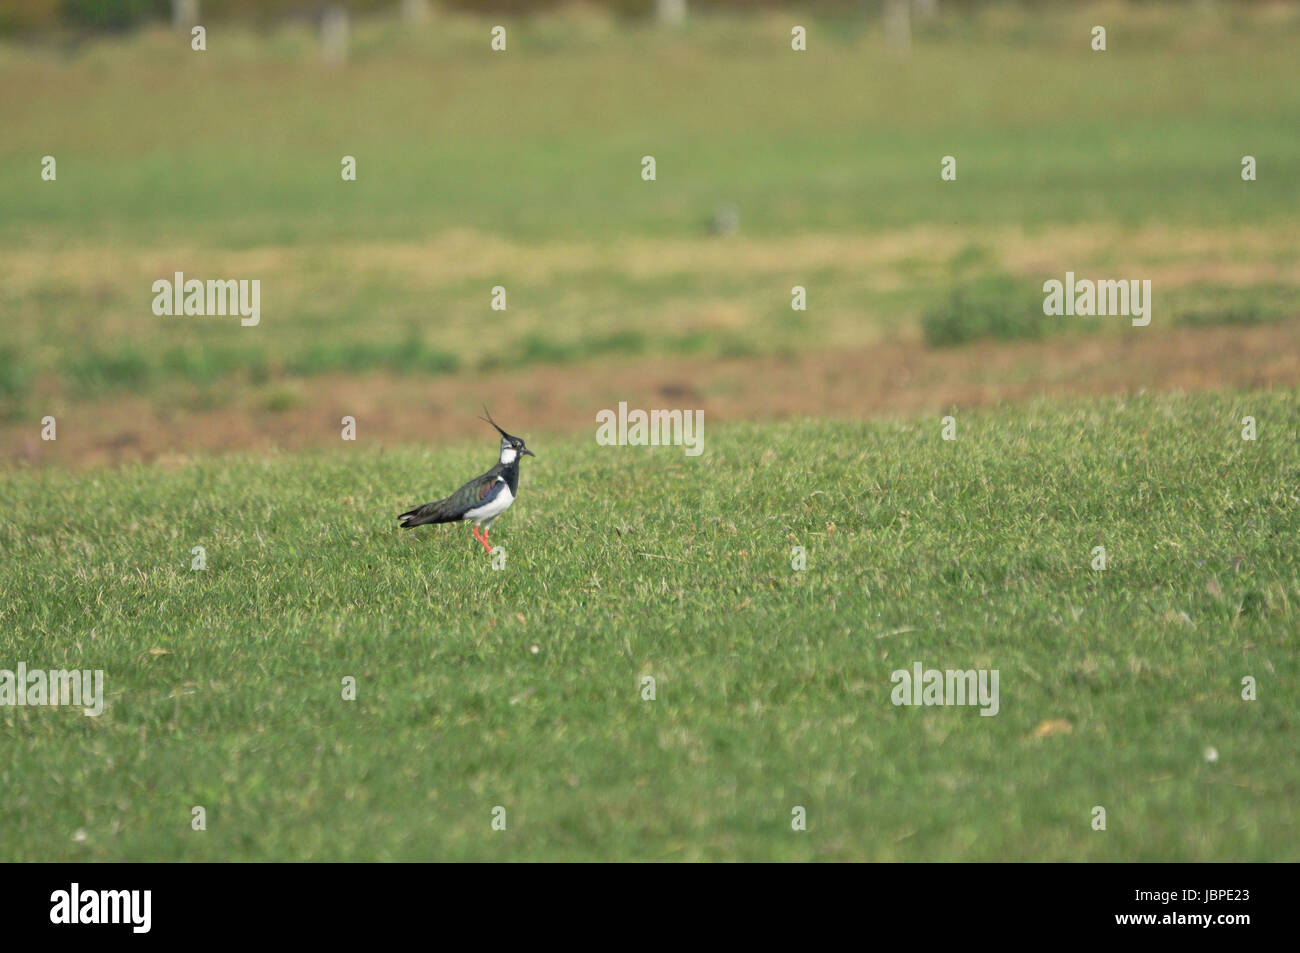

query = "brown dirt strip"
[5,320,1299,470]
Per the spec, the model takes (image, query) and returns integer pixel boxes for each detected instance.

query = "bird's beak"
[521,448,536,457]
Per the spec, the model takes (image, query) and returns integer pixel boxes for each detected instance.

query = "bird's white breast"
[464,482,514,522]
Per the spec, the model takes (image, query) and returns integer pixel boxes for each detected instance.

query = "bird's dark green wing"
[445,465,506,511]
[398,463,504,527]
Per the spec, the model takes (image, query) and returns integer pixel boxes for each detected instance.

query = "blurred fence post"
[401,0,430,24]
[656,0,686,28]
[884,0,911,51]
[172,0,199,31]
[321,6,349,66]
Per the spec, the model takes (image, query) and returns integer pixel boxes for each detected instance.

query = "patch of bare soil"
[5,319,1299,469]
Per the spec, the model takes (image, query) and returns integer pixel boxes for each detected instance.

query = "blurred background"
[2,0,1298,466]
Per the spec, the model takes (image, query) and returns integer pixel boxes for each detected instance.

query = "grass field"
[2,2,1299,862]
[2,390,1296,861]
[2,3,1299,427]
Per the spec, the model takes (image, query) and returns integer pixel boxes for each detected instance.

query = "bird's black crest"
[480,405,510,440]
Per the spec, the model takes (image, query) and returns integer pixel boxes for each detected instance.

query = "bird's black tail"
[398,500,458,528]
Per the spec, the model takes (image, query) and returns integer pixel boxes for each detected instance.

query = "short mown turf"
[1,389,1295,860]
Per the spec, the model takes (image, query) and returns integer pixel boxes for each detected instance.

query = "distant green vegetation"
[1172,283,1298,330]
[921,274,1046,346]
[919,276,1299,347]
[2,390,1296,860]
[1,3,1297,409]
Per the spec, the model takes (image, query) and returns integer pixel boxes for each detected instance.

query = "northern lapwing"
[397,410,535,552]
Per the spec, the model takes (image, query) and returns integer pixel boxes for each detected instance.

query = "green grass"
[1,389,1296,860]
[4,9,1299,245]
[922,273,1049,346]
[1173,283,1299,330]
[1,3,1299,406]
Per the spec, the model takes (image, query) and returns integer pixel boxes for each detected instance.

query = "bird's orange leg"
[472,525,491,552]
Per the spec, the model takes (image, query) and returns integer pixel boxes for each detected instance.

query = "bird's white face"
[497,433,534,465]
